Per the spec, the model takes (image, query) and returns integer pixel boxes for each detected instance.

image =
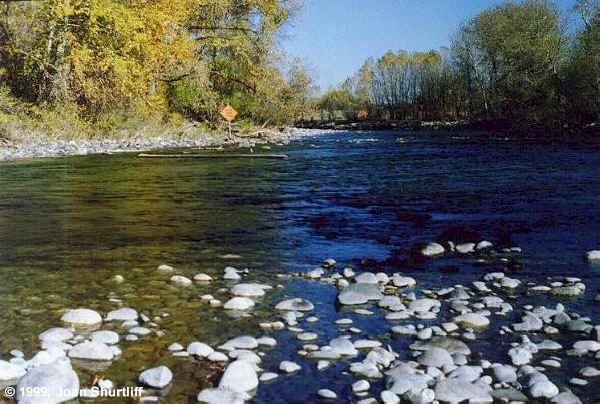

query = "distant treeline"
[0,0,317,133]
[318,0,599,133]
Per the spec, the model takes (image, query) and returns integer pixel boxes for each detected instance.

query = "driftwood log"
[138,153,288,159]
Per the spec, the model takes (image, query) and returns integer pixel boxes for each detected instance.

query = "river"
[0,131,599,402]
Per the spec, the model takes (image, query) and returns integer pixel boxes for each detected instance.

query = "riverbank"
[0,126,329,162]
[296,119,600,138]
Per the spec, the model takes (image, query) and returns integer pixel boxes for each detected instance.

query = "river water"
[0,131,599,402]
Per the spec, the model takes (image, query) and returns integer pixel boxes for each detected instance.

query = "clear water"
[0,131,599,402]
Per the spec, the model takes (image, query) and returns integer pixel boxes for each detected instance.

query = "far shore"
[0,127,330,163]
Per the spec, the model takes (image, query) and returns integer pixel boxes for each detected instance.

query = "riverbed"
[0,131,599,402]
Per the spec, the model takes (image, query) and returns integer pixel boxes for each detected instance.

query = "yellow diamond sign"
[220,105,238,122]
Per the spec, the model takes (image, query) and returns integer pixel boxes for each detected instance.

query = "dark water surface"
[0,131,599,402]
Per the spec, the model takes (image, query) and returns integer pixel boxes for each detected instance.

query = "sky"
[281,0,578,92]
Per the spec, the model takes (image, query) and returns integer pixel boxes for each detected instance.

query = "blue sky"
[281,0,578,91]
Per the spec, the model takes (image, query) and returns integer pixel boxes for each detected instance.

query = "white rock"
[197,387,248,403]
[219,336,258,351]
[61,308,102,327]
[279,360,301,373]
[208,352,229,362]
[318,389,337,399]
[170,275,192,286]
[530,380,559,398]
[39,328,74,343]
[194,273,213,282]
[219,360,258,393]
[585,250,600,262]
[128,326,151,336]
[139,366,172,389]
[231,283,270,297]
[157,264,174,273]
[456,243,476,254]
[259,372,278,382]
[353,379,370,393]
[417,347,454,368]
[91,330,119,345]
[330,337,359,356]
[223,267,242,280]
[338,283,384,305]
[421,242,445,257]
[0,360,26,381]
[187,342,214,357]
[257,336,277,347]
[433,379,492,403]
[168,343,184,351]
[106,307,138,322]
[508,347,532,366]
[17,358,79,404]
[275,298,314,311]
[68,341,114,361]
[223,297,255,310]
[453,313,490,328]
[380,390,400,404]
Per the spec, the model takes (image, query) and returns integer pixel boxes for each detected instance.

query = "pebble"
[259,372,278,382]
[170,275,192,286]
[318,389,337,399]
[187,342,214,357]
[157,264,174,273]
[106,307,138,322]
[194,273,213,282]
[279,361,301,373]
[421,242,445,257]
[352,379,370,393]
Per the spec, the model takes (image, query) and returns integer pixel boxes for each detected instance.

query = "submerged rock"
[0,360,26,381]
[170,275,192,286]
[433,379,492,403]
[231,283,271,297]
[68,341,114,361]
[420,242,445,257]
[61,308,102,327]
[417,347,454,368]
[585,250,600,263]
[39,328,74,343]
[275,298,314,311]
[139,366,173,389]
[453,313,489,328]
[197,387,248,404]
[219,360,258,393]
[224,297,255,310]
[338,283,383,305]
[279,360,301,373]
[106,307,138,322]
[17,358,79,404]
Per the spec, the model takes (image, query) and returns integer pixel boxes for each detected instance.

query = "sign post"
[220,105,238,140]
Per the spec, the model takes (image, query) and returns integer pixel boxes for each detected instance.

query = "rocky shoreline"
[3,242,599,403]
[0,127,330,162]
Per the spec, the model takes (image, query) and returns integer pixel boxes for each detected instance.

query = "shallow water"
[0,131,599,402]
